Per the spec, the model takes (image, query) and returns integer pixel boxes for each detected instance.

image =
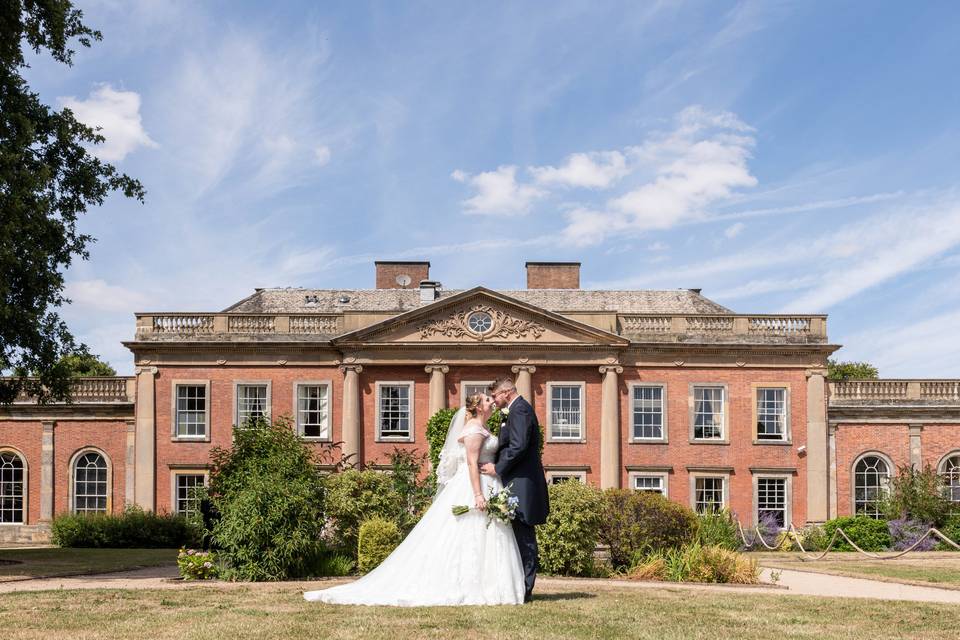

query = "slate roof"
[222,287,733,315]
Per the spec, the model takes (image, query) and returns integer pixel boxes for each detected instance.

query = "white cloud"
[59,84,157,161]
[530,151,629,189]
[65,279,151,312]
[841,308,960,377]
[647,241,669,251]
[314,145,332,166]
[724,222,745,238]
[452,166,545,215]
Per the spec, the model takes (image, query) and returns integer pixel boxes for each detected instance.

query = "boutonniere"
[502,408,510,416]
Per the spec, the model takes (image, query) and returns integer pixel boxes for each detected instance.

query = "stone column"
[510,365,536,403]
[340,364,363,467]
[828,424,838,519]
[40,421,55,522]
[909,423,923,469]
[125,420,136,507]
[599,365,623,490]
[425,365,449,416]
[134,366,158,511]
[806,370,829,523]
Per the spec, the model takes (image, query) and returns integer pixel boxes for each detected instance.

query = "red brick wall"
[532,366,603,484]
[0,420,42,524]
[526,263,580,289]
[53,420,128,517]
[921,424,960,470]
[375,262,430,289]
[834,424,910,517]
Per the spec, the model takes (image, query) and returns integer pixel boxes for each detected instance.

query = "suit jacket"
[494,396,550,525]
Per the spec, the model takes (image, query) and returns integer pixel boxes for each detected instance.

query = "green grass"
[1,582,959,639]
[754,551,960,589]
[0,548,177,581]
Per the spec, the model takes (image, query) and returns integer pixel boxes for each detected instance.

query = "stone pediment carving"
[418,304,545,342]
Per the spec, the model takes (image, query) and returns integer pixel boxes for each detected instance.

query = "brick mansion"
[2,261,959,542]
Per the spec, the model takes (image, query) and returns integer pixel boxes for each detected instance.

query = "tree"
[827,359,879,381]
[51,352,117,377]
[0,1,145,405]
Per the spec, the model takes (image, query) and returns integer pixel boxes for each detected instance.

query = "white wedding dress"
[303,411,525,606]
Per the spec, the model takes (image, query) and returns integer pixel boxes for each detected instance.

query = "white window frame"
[629,383,667,443]
[852,452,893,518]
[460,380,494,407]
[545,470,587,485]
[546,381,586,443]
[0,448,27,525]
[689,472,729,514]
[689,384,727,443]
[171,380,211,441]
[233,381,271,427]
[68,447,111,515]
[294,381,333,441]
[939,450,960,503]
[629,471,668,497]
[376,381,415,442]
[753,473,792,528]
[753,384,790,444]
[171,470,209,516]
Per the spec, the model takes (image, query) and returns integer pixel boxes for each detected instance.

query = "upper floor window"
[73,451,108,514]
[236,383,268,426]
[693,386,724,440]
[378,383,413,440]
[176,384,207,438]
[0,452,25,524]
[941,454,960,503]
[632,385,664,440]
[548,383,584,441]
[297,383,331,439]
[756,388,787,441]
[854,455,890,518]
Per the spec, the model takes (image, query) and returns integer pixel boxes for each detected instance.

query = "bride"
[303,393,525,606]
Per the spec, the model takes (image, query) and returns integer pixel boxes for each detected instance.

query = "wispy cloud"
[724,222,745,238]
[58,84,157,161]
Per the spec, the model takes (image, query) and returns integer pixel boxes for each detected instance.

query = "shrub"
[629,544,759,584]
[51,507,197,548]
[323,469,406,557]
[599,489,696,569]
[537,480,604,576]
[358,517,401,573]
[795,524,831,551]
[879,464,953,527]
[208,416,327,581]
[310,551,356,577]
[378,448,435,533]
[937,513,960,551]
[888,517,936,552]
[177,548,218,580]
[693,509,740,550]
[823,516,891,552]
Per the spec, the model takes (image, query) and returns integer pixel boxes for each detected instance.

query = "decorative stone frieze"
[417,305,546,341]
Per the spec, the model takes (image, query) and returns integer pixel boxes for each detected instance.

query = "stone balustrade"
[136,313,343,338]
[619,314,827,343]
[830,379,960,405]
[12,377,134,403]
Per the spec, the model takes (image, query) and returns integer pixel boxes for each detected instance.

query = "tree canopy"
[0,1,144,404]
[827,359,880,381]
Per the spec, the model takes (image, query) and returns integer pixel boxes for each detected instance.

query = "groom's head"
[488,377,517,409]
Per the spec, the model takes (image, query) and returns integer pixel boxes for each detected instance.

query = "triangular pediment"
[333,287,628,347]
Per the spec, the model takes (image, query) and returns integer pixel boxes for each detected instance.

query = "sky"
[24,1,960,376]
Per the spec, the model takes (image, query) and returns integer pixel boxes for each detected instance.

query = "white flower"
[502,408,510,416]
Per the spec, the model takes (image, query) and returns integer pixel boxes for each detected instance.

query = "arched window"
[0,452,25,524]
[941,454,960,503]
[854,455,890,518]
[73,451,108,514]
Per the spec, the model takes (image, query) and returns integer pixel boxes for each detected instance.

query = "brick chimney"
[375,261,430,289]
[526,262,580,289]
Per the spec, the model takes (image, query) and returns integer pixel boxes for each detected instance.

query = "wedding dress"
[303,409,525,606]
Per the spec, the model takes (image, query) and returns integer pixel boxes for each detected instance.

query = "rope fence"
[735,520,960,561]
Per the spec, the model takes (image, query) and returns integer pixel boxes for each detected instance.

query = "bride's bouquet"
[452,483,520,527]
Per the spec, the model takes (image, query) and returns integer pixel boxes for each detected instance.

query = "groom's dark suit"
[495,395,549,601]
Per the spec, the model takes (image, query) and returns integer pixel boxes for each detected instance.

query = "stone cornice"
[828,405,960,424]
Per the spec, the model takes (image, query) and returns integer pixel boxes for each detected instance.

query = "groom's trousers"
[511,519,538,600]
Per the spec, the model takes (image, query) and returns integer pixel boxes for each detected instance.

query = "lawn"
[1,581,959,639]
[753,551,960,589]
[0,548,177,581]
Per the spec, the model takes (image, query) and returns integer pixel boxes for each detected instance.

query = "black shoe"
[523,593,533,603]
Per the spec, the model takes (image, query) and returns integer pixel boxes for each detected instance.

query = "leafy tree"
[39,352,116,377]
[0,1,145,405]
[827,359,879,380]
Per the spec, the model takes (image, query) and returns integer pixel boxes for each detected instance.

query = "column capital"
[339,364,363,374]
[908,423,924,433]
[424,364,449,374]
[599,365,623,375]
[135,366,159,376]
[511,364,537,374]
[805,368,828,379]
[41,420,56,433]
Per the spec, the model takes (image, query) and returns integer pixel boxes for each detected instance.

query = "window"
[236,383,268,426]
[632,475,666,496]
[756,388,787,441]
[549,383,584,440]
[0,452,25,524]
[378,383,413,440]
[297,384,330,439]
[461,381,494,406]
[757,477,787,527]
[693,386,724,440]
[854,455,890,518]
[175,474,207,516]
[940,454,960,503]
[176,384,207,438]
[73,451,108,514]
[632,385,664,440]
[694,477,725,513]
[546,472,586,485]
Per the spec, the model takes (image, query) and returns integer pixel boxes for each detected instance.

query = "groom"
[481,376,549,603]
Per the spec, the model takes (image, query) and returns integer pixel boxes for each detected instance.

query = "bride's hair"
[465,393,484,417]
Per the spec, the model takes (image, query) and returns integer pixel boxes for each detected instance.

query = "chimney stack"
[375,261,430,289]
[526,262,580,289]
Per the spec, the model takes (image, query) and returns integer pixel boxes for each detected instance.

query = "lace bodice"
[457,427,498,465]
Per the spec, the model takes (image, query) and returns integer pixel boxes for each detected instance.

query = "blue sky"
[27,1,960,376]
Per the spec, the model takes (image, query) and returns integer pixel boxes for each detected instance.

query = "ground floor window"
[0,452,25,524]
[632,474,667,497]
[175,474,208,516]
[941,454,960,503]
[545,471,586,485]
[756,477,787,527]
[854,455,890,518]
[73,451,108,514]
[694,476,725,513]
